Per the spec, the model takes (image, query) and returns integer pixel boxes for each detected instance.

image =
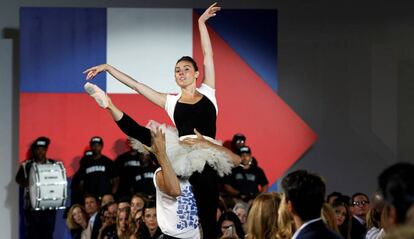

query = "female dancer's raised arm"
[83,64,167,108]
[198,3,220,89]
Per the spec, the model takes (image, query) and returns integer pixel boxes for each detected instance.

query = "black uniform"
[131,161,158,197]
[223,164,269,199]
[15,159,57,239]
[78,155,118,199]
[114,151,142,197]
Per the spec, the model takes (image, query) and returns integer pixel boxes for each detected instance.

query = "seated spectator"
[365,192,385,239]
[277,194,294,239]
[281,169,341,239]
[130,193,147,235]
[246,192,281,239]
[84,194,101,239]
[378,162,414,226]
[218,211,245,239]
[233,202,248,231]
[326,192,342,205]
[116,207,132,239]
[101,194,115,207]
[223,146,268,202]
[118,196,131,212]
[66,204,90,239]
[321,203,340,235]
[98,201,118,239]
[350,192,370,239]
[217,196,229,221]
[331,199,351,239]
[136,200,163,239]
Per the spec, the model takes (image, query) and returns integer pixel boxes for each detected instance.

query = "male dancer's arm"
[152,128,181,197]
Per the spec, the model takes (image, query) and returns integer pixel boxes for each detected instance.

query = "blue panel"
[20,8,107,93]
[195,9,278,92]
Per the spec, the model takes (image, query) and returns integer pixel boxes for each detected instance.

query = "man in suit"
[350,192,369,239]
[281,170,342,239]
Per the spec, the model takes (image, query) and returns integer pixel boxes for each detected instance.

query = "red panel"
[20,93,171,176]
[193,13,317,183]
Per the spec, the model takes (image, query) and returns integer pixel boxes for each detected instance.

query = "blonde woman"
[321,203,341,235]
[66,204,91,239]
[116,207,132,239]
[246,192,281,239]
[277,193,294,239]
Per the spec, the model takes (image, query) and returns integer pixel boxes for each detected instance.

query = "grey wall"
[1,0,414,238]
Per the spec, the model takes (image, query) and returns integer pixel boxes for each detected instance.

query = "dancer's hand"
[83,64,110,80]
[199,2,221,23]
[151,127,166,158]
[181,129,211,148]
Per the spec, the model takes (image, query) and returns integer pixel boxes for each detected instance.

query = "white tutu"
[129,120,234,177]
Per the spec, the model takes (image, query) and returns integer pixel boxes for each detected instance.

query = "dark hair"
[351,192,369,204]
[144,200,156,211]
[176,56,199,71]
[118,196,131,204]
[281,170,326,221]
[217,211,245,239]
[332,199,352,239]
[378,162,414,224]
[327,191,342,203]
[84,193,99,202]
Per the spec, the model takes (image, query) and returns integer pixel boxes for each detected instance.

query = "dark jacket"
[296,219,343,239]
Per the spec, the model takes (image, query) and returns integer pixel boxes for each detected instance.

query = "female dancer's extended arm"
[198,3,221,89]
[83,64,167,108]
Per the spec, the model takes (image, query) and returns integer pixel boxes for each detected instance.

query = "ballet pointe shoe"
[84,82,109,108]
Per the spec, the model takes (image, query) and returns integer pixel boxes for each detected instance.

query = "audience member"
[332,199,351,239]
[281,170,341,239]
[84,194,101,239]
[66,204,90,239]
[350,192,370,239]
[378,162,414,226]
[277,194,295,239]
[136,200,163,239]
[321,203,340,235]
[327,192,343,205]
[233,202,248,228]
[97,201,118,239]
[116,207,132,239]
[101,194,115,207]
[246,192,281,239]
[218,211,245,239]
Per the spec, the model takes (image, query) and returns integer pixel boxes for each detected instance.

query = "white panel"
[107,8,193,94]
[0,40,17,239]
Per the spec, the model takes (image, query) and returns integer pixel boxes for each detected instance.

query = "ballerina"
[83,3,240,238]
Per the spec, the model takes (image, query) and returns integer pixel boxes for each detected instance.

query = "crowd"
[16,133,414,239]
